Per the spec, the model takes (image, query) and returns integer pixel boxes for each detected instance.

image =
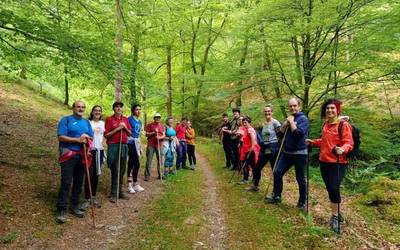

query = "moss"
[360,177,400,223]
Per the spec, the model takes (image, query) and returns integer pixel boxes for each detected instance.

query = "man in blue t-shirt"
[127,104,145,194]
[56,100,93,224]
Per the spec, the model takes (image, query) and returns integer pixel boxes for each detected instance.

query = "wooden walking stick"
[83,143,96,228]
[264,127,288,197]
[116,131,122,206]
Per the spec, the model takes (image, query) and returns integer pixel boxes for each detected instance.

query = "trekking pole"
[83,143,96,228]
[306,145,312,215]
[264,127,288,197]
[116,131,122,206]
[156,129,163,181]
[229,152,251,183]
[336,152,341,235]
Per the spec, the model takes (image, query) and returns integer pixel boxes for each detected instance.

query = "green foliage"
[359,177,400,224]
[0,232,18,244]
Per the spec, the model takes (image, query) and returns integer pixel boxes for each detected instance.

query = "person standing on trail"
[80,105,105,211]
[175,117,188,169]
[56,100,93,224]
[127,104,145,194]
[104,102,132,203]
[236,116,260,185]
[186,120,196,170]
[162,116,179,178]
[220,113,233,169]
[248,105,281,192]
[225,108,241,170]
[306,99,353,233]
[265,98,309,210]
[144,113,165,181]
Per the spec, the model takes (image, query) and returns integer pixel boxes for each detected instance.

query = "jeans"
[273,153,307,204]
[187,144,196,165]
[320,161,347,203]
[128,143,140,183]
[145,146,161,179]
[57,156,85,211]
[176,140,187,168]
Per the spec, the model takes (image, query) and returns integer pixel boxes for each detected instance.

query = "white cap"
[153,113,161,118]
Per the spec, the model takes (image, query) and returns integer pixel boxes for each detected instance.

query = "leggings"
[128,143,140,183]
[242,151,256,181]
[187,144,196,165]
[320,161,347,203]
[252,152,277,187]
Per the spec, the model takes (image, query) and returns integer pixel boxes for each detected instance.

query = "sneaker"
[56,210,66,224]
[190,165,195,170]
[133,184,145,192]
[264,194,282,204]
[330,215,341,234]
[80,199,90,211]
[247,186,259,192]
[70,206,84,218]
[237,179,248,185]
[329,214,344,225]
[92,196,101,208]
[119,192,130,200]
[128,184,136,194]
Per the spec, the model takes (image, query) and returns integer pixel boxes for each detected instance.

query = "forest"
[0,0,400,249]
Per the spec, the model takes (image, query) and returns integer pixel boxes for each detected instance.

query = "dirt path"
[194,154,227,249]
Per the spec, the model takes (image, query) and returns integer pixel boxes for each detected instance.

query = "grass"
[197,137,361,249]
[119,169,205,250]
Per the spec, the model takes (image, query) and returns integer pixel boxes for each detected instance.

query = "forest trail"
[194,154,227,249]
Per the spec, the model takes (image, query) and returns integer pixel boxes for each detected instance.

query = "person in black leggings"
[186,120,197,170]
[248,105,281,191]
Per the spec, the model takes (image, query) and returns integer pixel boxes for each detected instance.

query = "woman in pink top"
[237,116,260,185]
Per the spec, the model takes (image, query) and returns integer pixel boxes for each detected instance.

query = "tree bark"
[64,65,69,106]
[130,43,139,105]
[114,0,124,102]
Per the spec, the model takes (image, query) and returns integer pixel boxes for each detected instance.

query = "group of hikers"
[55,101,196,224]
[218,97,354,234]
[55,97,354,235]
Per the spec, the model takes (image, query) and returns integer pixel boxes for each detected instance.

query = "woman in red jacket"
[307,99,353,234]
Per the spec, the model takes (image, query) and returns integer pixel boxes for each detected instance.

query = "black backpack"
[338,121,361,159]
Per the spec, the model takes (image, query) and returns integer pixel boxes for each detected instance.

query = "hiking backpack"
[338,121,361,159]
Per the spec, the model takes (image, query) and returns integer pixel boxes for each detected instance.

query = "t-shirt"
[128,116,142,143]
[104,115,132,144]
[90,120,105,150]
[145,122,165,148]
[261,119,281,145]
[175,123,187,140]
[57,115,94,151]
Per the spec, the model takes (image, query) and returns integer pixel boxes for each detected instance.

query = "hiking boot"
[144,177,149,182]
[56,210,66,224]
[92,196,101,208]
[330,215,341,234]
[264,194,282,204]
[128,183,136,194]
[109,196,117,203]
[296,202,306,211]
[247,185,259,192]
[70,206,84,218]
[119,192,129,200]
[133,184,145,192]
[329,214,344,225]
[237,179,248,185]
[80,199,90,211]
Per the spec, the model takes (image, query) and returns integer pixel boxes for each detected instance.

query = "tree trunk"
[114,0,124,102]
[236,38,249,108]
[130,43,139,105]
[166,46,172,116]
[63,65,69,106]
